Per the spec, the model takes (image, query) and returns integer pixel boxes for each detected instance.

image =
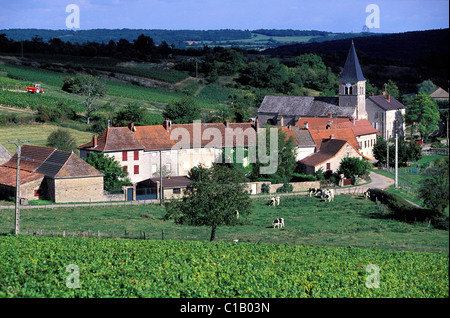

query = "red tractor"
[27,83,44,93]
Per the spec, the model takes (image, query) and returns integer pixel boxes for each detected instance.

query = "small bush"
[261,183,270,194]
[276,183,293,193]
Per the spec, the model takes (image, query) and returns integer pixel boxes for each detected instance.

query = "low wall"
[269,181,320,194]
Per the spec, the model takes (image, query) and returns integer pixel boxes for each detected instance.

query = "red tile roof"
[307,128,360,150]
[0,166,45,187]
[0,145,102,186]
[81,122,258,152]
[295,117,379,137]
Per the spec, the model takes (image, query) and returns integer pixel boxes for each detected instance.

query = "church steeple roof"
[339,41,365,82]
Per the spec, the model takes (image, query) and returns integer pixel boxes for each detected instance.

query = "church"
[257,41,405,140]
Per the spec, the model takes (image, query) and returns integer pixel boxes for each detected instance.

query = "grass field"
[1,195,448,254]
[0,123,93,154]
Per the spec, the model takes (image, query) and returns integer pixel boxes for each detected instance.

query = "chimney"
[304,121,308,129]
[255,119,259,132]
[371,92,374,96]
[330,134,335,139]
[164,118,171,132]
[129,121,136,132]
[93,136,98,147]
[350,116,356,126]
[328,113,332,119]
[382,91,386,95]
[225,120,229,128]
[387,94,391,102]
[167,175,171,179]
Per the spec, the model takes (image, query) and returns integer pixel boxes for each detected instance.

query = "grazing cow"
[323,189,335,202]
[363,190,371,200]
[272,218,285,229]
[268,197,277,206]
[275,196,280,206]
[309,188,320,197]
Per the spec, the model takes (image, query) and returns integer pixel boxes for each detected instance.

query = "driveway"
[334,171,394,195]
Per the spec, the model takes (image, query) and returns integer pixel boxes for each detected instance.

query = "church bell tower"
[339,41,367,120]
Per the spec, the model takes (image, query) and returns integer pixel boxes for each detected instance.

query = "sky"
[0,0,448,33]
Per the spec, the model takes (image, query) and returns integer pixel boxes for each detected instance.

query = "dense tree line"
[0,29,252,45]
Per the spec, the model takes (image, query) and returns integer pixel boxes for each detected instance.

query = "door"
[127,188,133,201]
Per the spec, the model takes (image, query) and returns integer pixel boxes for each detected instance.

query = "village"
[0,43,418,205]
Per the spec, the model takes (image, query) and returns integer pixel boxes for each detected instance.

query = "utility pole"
[395,133,398,188]
[8,139,29,235]
[159,150,163,206]
[386,139,389,170]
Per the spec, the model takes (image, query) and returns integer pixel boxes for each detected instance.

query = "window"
[173,188,181,194]
[34,189,40,197]
[134,165,139,175]
[326,163,331,170]
[122,151,128,161]
[134,151,139,160]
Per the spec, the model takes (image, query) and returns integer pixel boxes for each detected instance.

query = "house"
[298,138,370,175]
[280,126,316,161]
[136,175,191,200]
[429,87,449,102]
[366,92,406,140]
[0,143,11,166]
[295,116,379,159]
[0,145,104,203]
[79,120,259,185]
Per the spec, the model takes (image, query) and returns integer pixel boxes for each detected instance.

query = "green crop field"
[0,235,447,298]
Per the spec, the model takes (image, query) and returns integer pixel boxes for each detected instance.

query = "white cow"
[268,197,277,206]
[235,210,239,219]
[272,218,285,229]
[275,196,280,206]
[323,189,335,202]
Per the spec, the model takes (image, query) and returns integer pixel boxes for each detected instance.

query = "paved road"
[334,171,394,195]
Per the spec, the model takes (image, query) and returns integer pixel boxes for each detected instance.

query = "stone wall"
[52,176,105,203]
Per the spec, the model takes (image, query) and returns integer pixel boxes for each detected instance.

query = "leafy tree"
[46,128,78,154]
[384,79,400,100]
[338,157,372,180]
[115,102,162,126]
[373,136,387,165]
[405,93,440,140]
[164,164,251,241]
[62,75,107,124]
[83,152,131,191]
[417,80,437,95]
[419,157,449,216]
[162,96,201,124]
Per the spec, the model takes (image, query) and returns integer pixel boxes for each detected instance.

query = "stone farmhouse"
[0,145,104,203]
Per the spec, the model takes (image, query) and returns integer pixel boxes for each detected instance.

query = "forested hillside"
[264,28,449,93]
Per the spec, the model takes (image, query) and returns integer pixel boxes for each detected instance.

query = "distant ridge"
[264,28,449,63]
